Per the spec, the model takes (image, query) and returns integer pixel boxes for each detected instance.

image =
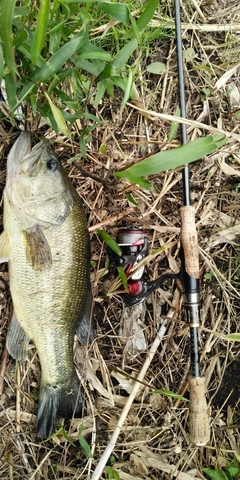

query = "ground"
[0,1,240,479]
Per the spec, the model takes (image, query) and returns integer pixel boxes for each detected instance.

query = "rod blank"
[174,0,210,445]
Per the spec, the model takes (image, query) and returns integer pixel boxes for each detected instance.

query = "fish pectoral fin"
[6,311,30,360]
[0,231,11,262]
[24,225,52,271]
[76,286,95,345]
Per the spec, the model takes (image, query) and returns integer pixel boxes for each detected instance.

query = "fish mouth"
[19,140,49,176]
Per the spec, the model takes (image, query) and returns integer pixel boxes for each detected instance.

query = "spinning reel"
[115,227,178,306]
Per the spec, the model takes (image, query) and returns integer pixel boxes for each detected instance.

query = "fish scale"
[0,131,94,437]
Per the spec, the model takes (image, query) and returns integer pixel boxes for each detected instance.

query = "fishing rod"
[174,0,210,445]
[113,2,210,447]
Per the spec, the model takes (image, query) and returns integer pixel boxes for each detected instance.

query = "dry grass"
[1,0,240,479]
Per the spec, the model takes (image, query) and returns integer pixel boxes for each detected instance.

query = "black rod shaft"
[174,0,200,379]
[174,0,190,207]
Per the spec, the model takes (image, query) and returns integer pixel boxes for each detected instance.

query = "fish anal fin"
[6,311,30,360]
[24,225,52,271]
[0,231,11,262]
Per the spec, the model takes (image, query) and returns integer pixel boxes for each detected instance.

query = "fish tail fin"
[37,375,82,438]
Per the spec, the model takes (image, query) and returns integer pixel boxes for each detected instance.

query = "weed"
[0,0,159,137]
[203,458,240,480]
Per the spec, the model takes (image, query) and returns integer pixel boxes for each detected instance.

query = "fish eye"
[46,158,58,171]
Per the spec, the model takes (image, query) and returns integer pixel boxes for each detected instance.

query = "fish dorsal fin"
[24,225,52,271]
[6,311,30,360]
[0,231,11,262]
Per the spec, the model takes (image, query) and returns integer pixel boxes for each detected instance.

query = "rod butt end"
[189,376,210,446]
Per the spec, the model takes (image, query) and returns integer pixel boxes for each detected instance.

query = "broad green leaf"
[44,92,70,137]
[115,135,226,180]
[99,144,107,154]
[183,47,195,63]
[0,0,17,79]
[202,468,228,480]
[14,6,31,17]
[32,31,87,83]
[146,62,167,74]
[105,466,120,480]
[97,230,122,256]
[31,0,50,65]
[167,107,180,142]
[117,174,155,190]
[97,2,130,23]
[226,465,240,478]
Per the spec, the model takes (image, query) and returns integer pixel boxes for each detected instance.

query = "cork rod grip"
[180,206,199,279]
[189,376,210,445]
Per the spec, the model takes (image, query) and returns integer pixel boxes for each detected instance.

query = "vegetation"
[0,1,240,479]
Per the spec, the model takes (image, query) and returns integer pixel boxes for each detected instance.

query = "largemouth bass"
[0,131,94,437]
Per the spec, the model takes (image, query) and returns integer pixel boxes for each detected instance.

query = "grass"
[0,0,240,479]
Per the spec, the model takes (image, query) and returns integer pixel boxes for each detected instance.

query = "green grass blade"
[97,230,122,256]
[0,0,17,79]
[121,69,133,111]
[115,135,226,180]
[5,72,17,110]
[113,38,138,70]
[76,50,111,62]
[78,426,93,458]
[31,0,50,65]
[151,389,188,401]
[167,107,180,142]
[32,31,88,83]
[44,92,70,137]
[136,0,158,33]
[225,333,240,342]
[117,266,128,291]
[0,42,3,84]
[97,2,130,23]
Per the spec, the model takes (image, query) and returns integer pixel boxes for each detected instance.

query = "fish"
[0,131,95,437]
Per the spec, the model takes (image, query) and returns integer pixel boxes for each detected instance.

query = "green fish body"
[0,131,94,437]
